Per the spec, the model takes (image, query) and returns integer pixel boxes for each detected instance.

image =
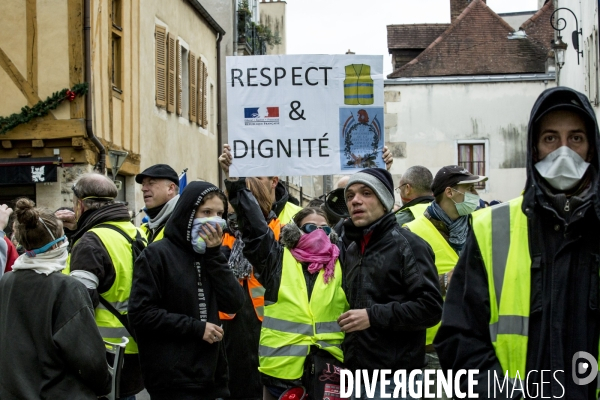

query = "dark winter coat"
[0,270,111,399]
[339,212,443,372]
[435,86,600,399]
[128,181,245,400]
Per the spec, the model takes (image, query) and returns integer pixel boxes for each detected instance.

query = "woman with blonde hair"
[0,198,110,399]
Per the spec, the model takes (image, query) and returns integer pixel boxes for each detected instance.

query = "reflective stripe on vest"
[343,64,374,105]
[405,214,458,346]
[472,197,531,380]
[68,221,144,354]
[278,202,303,225]
[258,249,349,380]
[219,219,280,321]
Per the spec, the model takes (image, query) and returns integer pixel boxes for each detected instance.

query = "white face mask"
[535,146,590,191]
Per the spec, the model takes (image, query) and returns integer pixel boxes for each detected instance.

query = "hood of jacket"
[70,203,131,245]
[272,181,291,216]
[523,86,600,218]
[163,181,227,250]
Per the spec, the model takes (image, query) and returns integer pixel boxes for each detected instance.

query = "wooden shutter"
[189,52,197,122]
[155,26,167,107]
[176,39,182,116]
[167,33,176,113]
[197,58,204,125]
[202,61,208,128]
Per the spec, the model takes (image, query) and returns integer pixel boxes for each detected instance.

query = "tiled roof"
[387,24,450,50]
[519,0,554,52]
[387,0,549,78]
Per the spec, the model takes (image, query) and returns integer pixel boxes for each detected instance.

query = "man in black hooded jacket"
[435,87,600,399]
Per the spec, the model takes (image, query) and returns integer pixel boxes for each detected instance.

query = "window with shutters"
[585,30,599,105]
[111,0,123,94]
[176,40,183,115]
[155,25,167,107]
[197,58,205,126]
[180,45,189,119]
[456,141,487,190]
[167,33,176,113]
[202,61,208,128]
[189,52,197,123]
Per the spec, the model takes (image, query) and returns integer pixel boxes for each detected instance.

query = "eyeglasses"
[300,223,332,235]
[395,183,408,193]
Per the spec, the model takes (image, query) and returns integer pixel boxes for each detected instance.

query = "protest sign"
[226,55,384,177]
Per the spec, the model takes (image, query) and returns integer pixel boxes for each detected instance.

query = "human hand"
[55,209,77,230]
[218,144,232,178]
[0,204,13,232]
[382,146,393,171]
[199,222,224,248]
[203,322,224,344]
[337,309,370,332]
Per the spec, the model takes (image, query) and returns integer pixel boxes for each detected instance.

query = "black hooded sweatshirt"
[128,181,245,400]
[435,86,600,399]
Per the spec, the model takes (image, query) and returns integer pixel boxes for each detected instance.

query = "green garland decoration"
[0,83,88,135]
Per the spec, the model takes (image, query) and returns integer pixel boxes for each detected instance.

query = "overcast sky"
[286,0,539,75]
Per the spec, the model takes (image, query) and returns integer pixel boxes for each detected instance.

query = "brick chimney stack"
[450,0,486,22]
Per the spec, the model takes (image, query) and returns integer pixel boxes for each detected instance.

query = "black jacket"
[0,270,111,399]
[128,181,245,400]
[339,213,443,372]
[69,202,144,397]
[435,86,600,399]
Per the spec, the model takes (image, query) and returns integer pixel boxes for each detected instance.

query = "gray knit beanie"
[345,168,395,212]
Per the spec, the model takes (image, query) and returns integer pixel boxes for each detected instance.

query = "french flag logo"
[244,107,279,118]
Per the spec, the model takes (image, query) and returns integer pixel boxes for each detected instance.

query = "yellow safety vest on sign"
[405,215,458,346]
[66,221,145,354]
[344,64,374,105]
[258,249,349,380]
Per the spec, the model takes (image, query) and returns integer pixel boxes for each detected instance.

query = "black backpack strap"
[98,295,134,338]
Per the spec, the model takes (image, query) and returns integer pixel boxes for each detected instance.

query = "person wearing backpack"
[56,173,146,400]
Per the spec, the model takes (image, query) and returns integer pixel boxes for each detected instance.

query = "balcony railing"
[237,11,266,55]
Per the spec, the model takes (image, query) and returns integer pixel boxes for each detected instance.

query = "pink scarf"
[289,229,339,284]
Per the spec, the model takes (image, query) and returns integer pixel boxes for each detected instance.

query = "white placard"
[226,55,384,177]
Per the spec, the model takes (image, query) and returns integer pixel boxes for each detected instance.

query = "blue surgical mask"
[451,189,480,216]
[191,216,227,254]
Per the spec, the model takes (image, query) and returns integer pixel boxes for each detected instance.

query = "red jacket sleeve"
[3,236,18,272]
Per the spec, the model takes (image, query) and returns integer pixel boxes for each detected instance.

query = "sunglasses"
[300,223,332,235]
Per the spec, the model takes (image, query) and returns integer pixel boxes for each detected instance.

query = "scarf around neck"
[148,194,180,229]
[12,241,69,276]
[289,229,339,283]
[427,201,469,253]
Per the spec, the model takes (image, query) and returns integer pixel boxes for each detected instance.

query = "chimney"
[450,0,486,22]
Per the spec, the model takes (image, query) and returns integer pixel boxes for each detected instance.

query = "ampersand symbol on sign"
[289,101,306,121]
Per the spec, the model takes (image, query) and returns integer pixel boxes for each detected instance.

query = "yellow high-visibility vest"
[405,215,458,346]
[407,203,429,219]
[140,223,164,243]
[473,196,600,397]
[258,250,349,380]
[344,64,374,105]
[278,202,303,225]
[66,221,145,354]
